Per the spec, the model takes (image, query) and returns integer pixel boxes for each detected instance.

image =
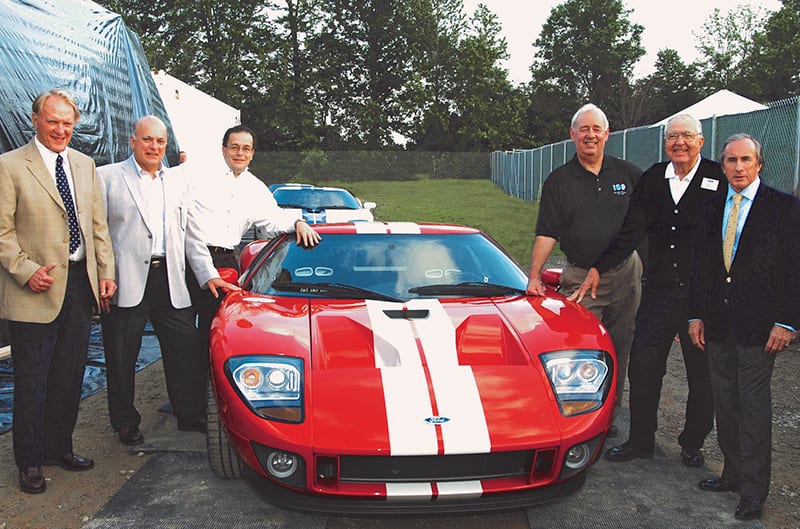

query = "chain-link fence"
[249,151,490,184]
[492,96,800,200]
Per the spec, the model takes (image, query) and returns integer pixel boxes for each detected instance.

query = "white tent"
[654,89,767,126]
[152,70,240,169]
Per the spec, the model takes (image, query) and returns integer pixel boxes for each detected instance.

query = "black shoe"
[735,496,764,520]
[19,466,46,494]
[604,441,654,462]
[698,477,739,492]
[606,424,618,438]
[43,453,94,471]
[177,418,207,433]
[680,447,704,467]
[118,426,144,445]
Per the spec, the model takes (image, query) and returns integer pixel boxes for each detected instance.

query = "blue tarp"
[0,0,176,433]
[0,0,179,164]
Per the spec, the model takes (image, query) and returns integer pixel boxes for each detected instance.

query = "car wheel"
[206,381,244,478]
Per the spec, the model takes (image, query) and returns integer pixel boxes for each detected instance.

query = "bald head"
[130,116,168,174]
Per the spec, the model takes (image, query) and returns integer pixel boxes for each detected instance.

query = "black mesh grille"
[337,450,536,483]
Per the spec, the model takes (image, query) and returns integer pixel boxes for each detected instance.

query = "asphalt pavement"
[80,408,763,529]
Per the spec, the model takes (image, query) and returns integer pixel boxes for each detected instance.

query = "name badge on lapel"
[701,178,720,191]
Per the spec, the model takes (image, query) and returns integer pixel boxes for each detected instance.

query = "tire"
[206,381,244,478]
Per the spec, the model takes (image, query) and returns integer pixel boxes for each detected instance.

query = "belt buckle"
[150,257,165,268]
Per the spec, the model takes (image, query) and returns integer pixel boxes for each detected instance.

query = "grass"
[317,178,547,270]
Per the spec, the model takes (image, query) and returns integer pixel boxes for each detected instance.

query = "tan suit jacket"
[0,140,115,323]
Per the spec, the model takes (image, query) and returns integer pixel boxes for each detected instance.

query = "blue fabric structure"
[0,0,179,164]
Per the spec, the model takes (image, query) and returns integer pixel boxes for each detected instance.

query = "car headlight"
[226,356,304,423]
[541,350,612,416]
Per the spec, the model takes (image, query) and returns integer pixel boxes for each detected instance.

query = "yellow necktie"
[723,194,743,271]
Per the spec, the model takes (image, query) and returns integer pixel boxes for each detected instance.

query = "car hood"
[306,296,611,456]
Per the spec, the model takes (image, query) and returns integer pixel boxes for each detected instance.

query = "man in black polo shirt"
[570,114,725,466]
[527,103,642,436]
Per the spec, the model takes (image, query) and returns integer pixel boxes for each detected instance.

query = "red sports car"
[206,222,616,513]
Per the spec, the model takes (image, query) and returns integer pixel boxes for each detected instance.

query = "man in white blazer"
[97,115,235,445]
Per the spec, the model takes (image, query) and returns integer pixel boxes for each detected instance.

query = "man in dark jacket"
[688,133,800,521]
[570,114,725,466]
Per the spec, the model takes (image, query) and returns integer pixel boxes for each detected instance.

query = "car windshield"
[247,233,528,300]
[272,188,361,210]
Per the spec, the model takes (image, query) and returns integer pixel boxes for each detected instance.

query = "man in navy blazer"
[689,133,800,521]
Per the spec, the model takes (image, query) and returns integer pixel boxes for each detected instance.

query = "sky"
[463,0,782,85]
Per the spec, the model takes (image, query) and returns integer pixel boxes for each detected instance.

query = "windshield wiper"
[408,282,526,297]
[272,281,405,302]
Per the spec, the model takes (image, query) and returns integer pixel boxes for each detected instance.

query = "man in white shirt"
[97,116,236,445]
[188,125,320,360]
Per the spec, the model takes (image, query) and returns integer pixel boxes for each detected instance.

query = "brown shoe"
[19,466,46,494]
[118,426,144,445]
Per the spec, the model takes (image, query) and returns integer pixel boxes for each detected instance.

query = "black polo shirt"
[536,154,641,268]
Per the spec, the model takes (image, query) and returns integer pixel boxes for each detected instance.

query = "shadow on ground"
[82,408,763,529]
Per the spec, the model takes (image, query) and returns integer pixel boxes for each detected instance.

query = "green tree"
[742,0,800,101]
[449,5,526,151]
[527,0,644,138]
[634,49,704,124]
[404,0,467,150]
[100,0,272,108]
[248,0,327,150]
[309,0,418,148]
[694,4,769,95]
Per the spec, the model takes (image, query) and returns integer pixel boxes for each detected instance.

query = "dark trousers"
[706,338,775,501]
[10,262,93,470]
[627,287,714,451]
[562,251,642,411]
[187,251,237,359]
[101,263,204,430]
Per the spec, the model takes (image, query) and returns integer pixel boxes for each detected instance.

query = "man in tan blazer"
[0,89,116,493]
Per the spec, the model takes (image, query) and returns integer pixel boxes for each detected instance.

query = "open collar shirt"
[191,167,300,250]
[665,156,701,204]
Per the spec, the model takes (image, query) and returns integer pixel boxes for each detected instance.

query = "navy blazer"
[688,182,800,345]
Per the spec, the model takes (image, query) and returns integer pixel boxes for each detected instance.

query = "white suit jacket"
[97,156,217,308]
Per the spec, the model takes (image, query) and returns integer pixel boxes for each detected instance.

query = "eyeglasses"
[665,131,700,142]
[224,144,253,154]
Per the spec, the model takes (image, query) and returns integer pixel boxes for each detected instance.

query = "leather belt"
[68,259,86,268]
[150,256,166,268]
[207,245,233,254]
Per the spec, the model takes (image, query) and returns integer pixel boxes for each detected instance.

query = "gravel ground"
[0,336,798,529]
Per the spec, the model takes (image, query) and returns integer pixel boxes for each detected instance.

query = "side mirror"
[239,240,271,272]
[218,267,239,285]
[363,201,377,211]
[541,268,563,290]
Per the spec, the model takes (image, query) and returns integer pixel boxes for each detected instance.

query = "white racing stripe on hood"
[354,222,421,234]
[366,299,491,456]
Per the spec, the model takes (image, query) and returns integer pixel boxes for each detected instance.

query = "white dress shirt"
[133,161,167,256]
[665,156,702,205]
[34,137,86,260]
[190,166,300,249]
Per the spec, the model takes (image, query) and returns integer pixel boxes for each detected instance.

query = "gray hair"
[571,103,609,131]
[719,133,765,167]
[32,89,80,120]
[665,113,702,136]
